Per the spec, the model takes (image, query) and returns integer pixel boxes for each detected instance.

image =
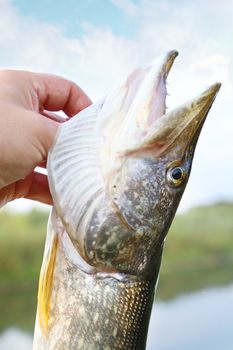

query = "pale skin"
[0,70,91,207]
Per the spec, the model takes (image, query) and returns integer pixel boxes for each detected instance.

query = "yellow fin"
[37,233,58,334]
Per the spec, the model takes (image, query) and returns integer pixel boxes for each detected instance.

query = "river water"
[0,284,233,350]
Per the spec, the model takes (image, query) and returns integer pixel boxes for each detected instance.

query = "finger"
[12,171,53,205]
[38,161,47,168]
[24,171,53,205]
[42,110,67,123]
[33,73,92,117]
[0,172,52,206]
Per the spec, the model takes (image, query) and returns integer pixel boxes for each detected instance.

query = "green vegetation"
[0,202,233,331]
[0,209,47,331]
[157,202,233,299]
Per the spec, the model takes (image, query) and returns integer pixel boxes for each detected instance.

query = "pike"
[33,50,221,350]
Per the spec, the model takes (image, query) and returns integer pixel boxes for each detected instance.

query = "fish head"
[86,52,220,273]
[48,51,221,276]
[104,81,221,237]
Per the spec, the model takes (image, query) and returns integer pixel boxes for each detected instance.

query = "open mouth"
[125,50,178,131]
[146,50,178,125]
[118,50,221,156]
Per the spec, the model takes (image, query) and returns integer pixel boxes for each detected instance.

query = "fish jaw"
[125,82,221,157]
[119,49,179,129]
[100,50,178,129]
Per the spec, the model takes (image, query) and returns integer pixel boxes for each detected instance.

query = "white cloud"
[0,1,139,99]
[1,0,233,212]
[111,0,139,16]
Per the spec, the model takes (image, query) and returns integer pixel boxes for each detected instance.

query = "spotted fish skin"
[33,51,221,349]
[34,220,161,350]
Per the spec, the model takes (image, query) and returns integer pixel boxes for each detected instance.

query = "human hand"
[0,70,91,207]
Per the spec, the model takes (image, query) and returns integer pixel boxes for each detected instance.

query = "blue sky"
[0,0,233,212]
[12,0,139,38]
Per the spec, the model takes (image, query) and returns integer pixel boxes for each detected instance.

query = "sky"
[0,0,232,212]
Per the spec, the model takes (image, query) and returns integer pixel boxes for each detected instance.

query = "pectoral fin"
[37,211,59,334]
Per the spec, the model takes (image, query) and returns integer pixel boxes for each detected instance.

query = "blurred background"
[0,0,232,349]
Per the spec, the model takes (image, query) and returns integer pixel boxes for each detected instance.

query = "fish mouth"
[139,82,222,156]
[124,50,179,131]
[145,50,179,126]
[117,51,221,157]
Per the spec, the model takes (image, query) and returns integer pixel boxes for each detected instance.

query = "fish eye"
[167,166,187,187]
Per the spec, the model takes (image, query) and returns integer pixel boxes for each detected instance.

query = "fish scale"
[35,232,158,350]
